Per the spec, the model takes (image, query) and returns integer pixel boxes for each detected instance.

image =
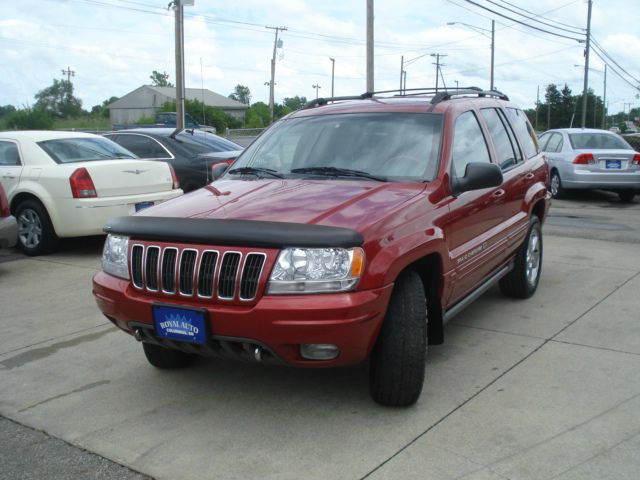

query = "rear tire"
[142,342,196,369]
[369,270,427,407]
[549,171,565,199]
[618,190,635,203]
[15,199,60,256]
[499,216,542,299]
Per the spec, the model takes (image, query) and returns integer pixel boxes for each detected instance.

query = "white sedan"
[0,131,183,255]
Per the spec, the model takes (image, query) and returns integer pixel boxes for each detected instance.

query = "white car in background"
[0,131,182,255]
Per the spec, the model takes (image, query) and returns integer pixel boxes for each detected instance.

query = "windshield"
[38,137,137,164]
[568,132,632,150]
[227,112,443,181]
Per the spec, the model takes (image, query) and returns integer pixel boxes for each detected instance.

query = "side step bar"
[443,262,514,323]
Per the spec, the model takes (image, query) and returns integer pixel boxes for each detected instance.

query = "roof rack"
[301,87,509,110]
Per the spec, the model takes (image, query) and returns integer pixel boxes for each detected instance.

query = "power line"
[591,38,640,84]
[492,0,585,33]
[484,0,584,35]
[461,0,584,42]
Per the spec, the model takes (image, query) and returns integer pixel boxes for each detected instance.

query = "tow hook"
[134,329,144,342]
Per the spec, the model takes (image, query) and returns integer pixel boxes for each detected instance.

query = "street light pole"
[330,58,335,97]
[312,83,321,99]
[173,0,185,131]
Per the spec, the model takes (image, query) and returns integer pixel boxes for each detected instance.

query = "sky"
[1,0,639,117]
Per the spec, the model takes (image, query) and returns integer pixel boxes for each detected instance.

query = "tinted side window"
[506,108,539,158]
[538,133,550,150]
[451,111,491,178]
[115,135,169,158]
[545,133,563,153]
[480,108,519,171]
[0,141,21,166]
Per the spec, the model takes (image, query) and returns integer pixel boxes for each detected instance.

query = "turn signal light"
[69,168,97,198]
[633,153,640,166]
[573,153,595,165]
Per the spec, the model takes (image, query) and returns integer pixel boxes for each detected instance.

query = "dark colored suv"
[93,88,551,406]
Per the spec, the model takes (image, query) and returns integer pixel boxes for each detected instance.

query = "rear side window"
[37,137,136,164]
[480,108,519,171]
[545,133,563,153]
[111,135,170,159]
[451,111,491,178]
[506,108,539,158]
[0,141,21,166]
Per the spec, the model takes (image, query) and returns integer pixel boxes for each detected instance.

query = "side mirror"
[210,162,229,181]
[452,162,503,195]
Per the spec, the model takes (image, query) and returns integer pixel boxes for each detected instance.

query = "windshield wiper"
[290,166,387,182]
[227,166,284,178]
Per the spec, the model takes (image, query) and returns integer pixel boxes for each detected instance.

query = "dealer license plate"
[606,160,621,169]
[135,201,154,212]
[153,305,207,344]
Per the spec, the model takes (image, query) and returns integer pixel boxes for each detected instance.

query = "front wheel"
[369,270,427,407]
[499,216,543,299]
[15,199,59,256]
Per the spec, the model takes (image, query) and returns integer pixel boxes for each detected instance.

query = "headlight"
[102,234,129,279]
[267,247,364,294]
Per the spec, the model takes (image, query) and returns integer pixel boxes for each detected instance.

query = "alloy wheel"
[17,208,42,249]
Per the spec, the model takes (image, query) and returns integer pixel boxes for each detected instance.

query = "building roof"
[108,85,248,110]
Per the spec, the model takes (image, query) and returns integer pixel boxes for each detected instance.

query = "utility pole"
[490,20,495,91]
[171,0,186,131]
[61,66,75,83]
[330,58,335,97]
[366,0,374,92]
[267,25,287,123]
[399,56,404,92]
[581,0,593,129]
[312,83,321,99]
[431,53,447,93]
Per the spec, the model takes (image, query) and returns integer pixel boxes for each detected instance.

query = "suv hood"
[141,179,425,231]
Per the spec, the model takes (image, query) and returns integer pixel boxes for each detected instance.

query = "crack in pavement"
[18,381,111,413]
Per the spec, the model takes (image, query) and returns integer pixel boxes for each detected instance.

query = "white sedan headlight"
[102,234,130,279]
[267,247,364,294]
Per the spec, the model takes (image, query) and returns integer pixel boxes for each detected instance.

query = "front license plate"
[153,305,207,344]
[606,160,621,169]
[135,201,154,212]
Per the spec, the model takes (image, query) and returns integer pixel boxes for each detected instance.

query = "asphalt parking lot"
[1,192,639,480]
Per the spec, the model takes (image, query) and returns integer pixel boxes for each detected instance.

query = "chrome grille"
[218,252,241,299]
[197,251,218,298]
[130,244,266,302]
[179,249,198,295]
[240,254,266,300]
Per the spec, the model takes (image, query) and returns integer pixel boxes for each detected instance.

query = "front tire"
[369,270,427,407]
[142,342,196,369]
[15,199,59,256]
[499,216,543,299]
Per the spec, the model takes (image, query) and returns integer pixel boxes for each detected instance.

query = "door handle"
[492,189,506,198]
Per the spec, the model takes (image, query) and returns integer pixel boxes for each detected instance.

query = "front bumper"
[0,215,18,248]
[92,271,394,367]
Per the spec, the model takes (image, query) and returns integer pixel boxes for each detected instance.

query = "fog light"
[300,344,340,360]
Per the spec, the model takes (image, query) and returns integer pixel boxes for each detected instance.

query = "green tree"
[6,107,54,129]
[34,79,83,118]
[283,96,307,111]
[91,96,120,118]
[150,70,174,87]
[228,85,252,105]
[245,102,271,128]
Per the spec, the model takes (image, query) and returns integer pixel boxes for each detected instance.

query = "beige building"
[108,85,248,125]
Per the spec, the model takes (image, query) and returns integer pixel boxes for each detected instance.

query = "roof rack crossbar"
[301,87,509,110]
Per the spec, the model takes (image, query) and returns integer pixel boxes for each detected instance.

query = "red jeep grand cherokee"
[93,88,550,406]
